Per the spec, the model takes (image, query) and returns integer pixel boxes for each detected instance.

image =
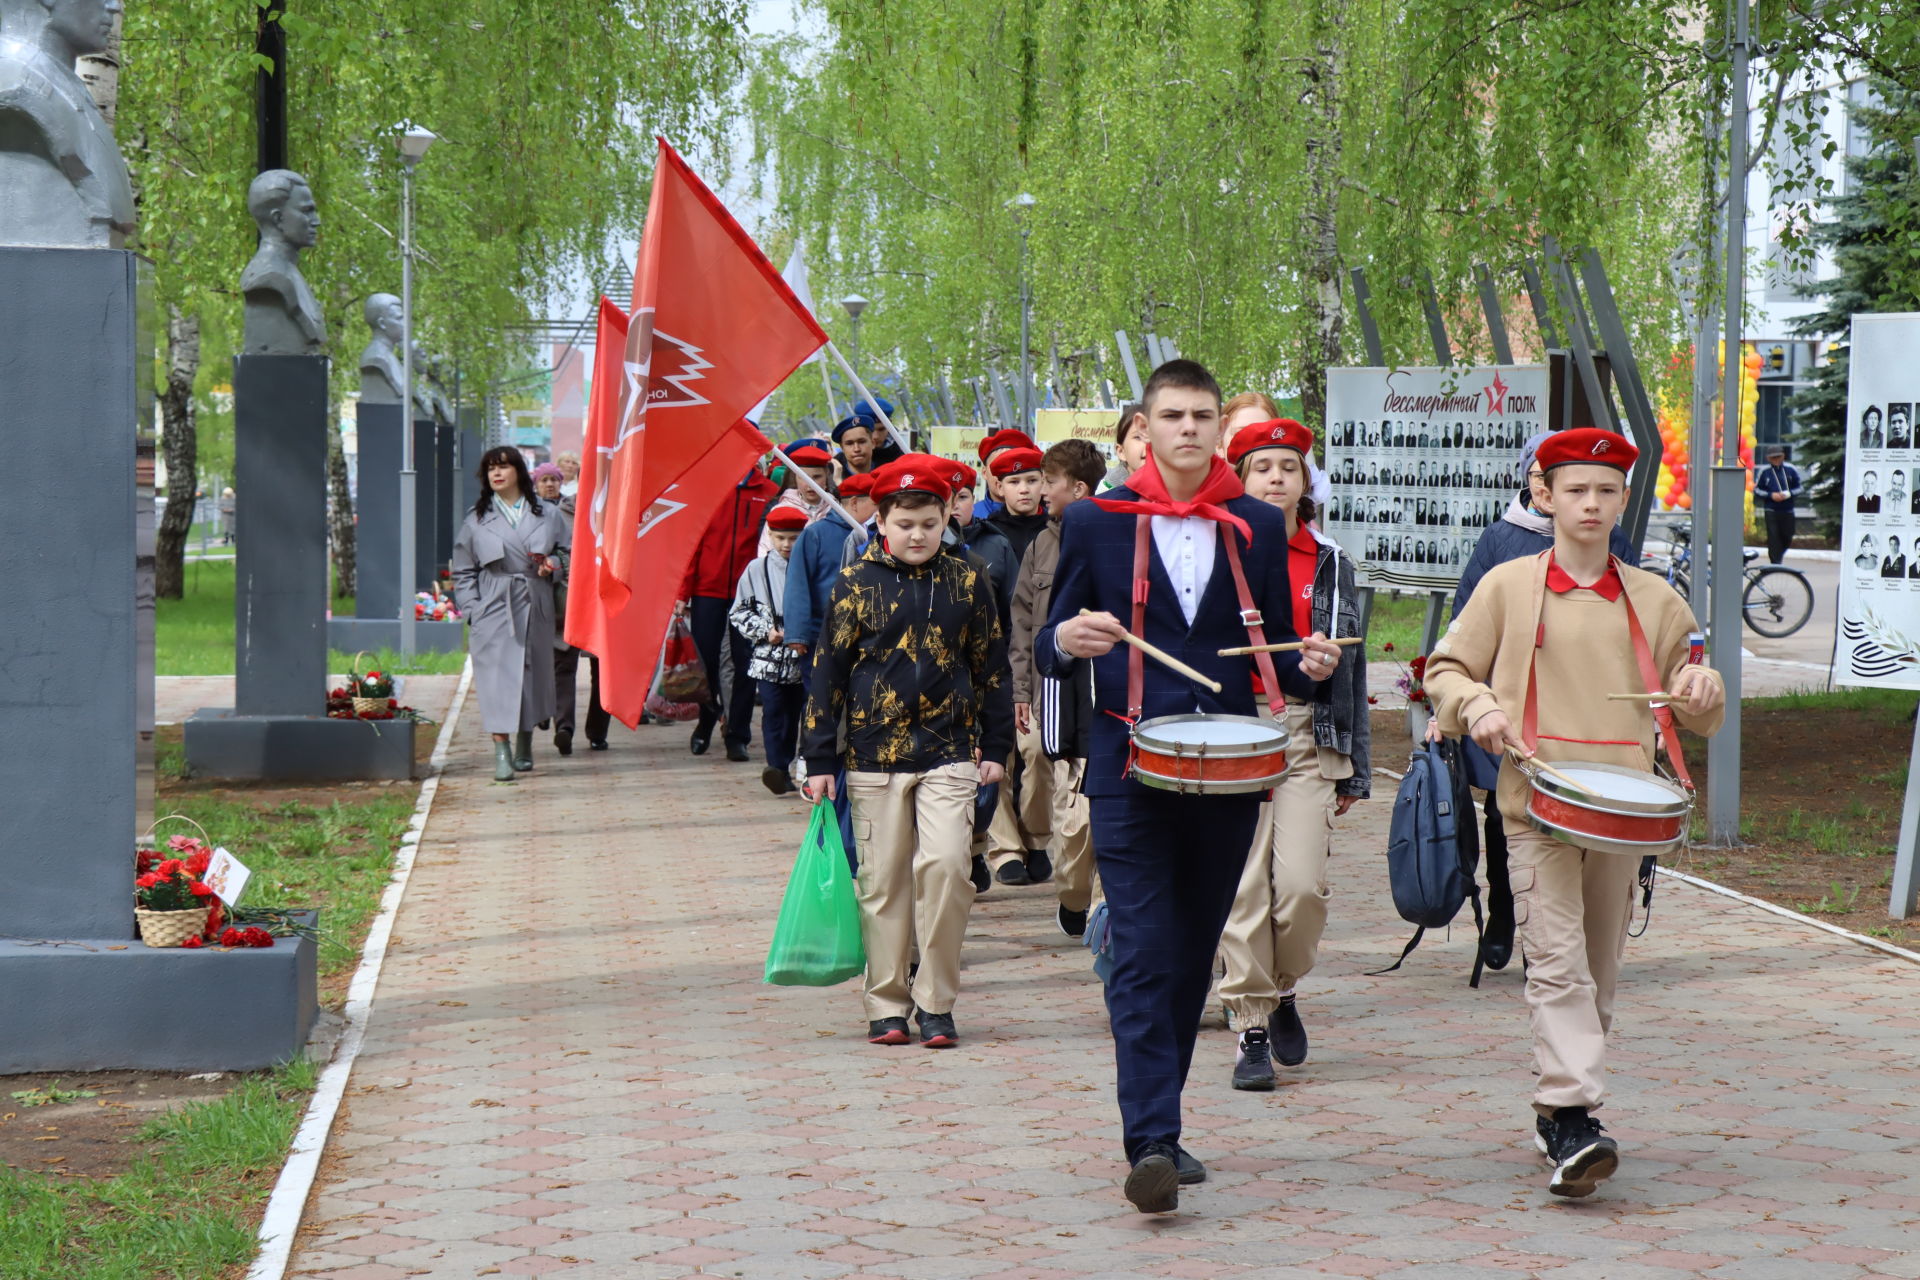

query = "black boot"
[555,729,573,756]
[1481,797,1515,971]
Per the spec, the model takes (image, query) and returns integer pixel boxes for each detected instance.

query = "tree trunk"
[154,307,200,600]
[328,416,356,597]
[1297,0,1345,433]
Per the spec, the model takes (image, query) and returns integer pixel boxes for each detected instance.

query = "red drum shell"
[1522,760,1690,857]
[1130,714,1290,795]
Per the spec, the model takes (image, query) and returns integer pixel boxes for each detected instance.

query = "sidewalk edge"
[1659,865,1920,967]
[244,655,474,1280]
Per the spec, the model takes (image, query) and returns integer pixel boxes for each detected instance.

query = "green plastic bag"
[764,801,866,986]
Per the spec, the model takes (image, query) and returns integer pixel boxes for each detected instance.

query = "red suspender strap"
[1126,514,1150,723]
[1623,589,1694,790]
[1221,529,1287,719]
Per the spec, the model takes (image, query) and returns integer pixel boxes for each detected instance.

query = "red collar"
[1546,552,1623,602]
[1287,521,1319,555]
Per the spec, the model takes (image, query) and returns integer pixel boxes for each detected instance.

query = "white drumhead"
[1140,719,1285,747]
[1557,767,1678,804]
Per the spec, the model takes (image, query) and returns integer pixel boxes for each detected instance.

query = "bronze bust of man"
[240,170,326,356]
[0,0,136,247]
[358,293,405,404]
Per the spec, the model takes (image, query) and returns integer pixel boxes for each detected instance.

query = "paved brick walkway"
[288,689,1920,1279]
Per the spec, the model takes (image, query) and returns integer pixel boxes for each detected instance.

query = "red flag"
[564,297,632,676]
[570,140,828,726]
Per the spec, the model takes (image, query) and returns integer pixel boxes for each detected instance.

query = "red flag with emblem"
[568,140,827,727]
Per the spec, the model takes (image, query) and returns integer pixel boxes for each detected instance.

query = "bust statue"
[0,0,136,248]
[413,343,452,422]
[357,293,405,404]
[239,170,326,356]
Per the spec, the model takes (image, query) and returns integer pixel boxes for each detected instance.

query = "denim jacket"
[1305,527,1371,798]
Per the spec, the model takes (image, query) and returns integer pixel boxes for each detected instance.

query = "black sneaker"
[1174,1146,1207,1186]
[1232,1027,1276,1091]
[867,1017,910,1045]
[1123,1142,1180,1213]
[1535,1107,1619,1198]
[994,859,1031,886]
[554,730,573,756]
[1057,903,1088,938]
[970,855,991,894]
[915,1009,958,1048]
[1270,994,1309,1067]
[761,765,792,796]
[588,738,609,751]
[1024,848,1053,883]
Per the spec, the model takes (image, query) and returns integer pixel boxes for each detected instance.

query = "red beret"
[1227,419,1313,468]
[1536,428,1638,474]
[837,472,874,498]
[977,428,1035,462]
[870,458,952,505]
[786,444,831,468]
[766,505,809,532]
[987,446,1044,479]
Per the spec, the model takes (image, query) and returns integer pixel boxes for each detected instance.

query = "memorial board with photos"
[1835,313,1920,688]
[1322,365,1548,591]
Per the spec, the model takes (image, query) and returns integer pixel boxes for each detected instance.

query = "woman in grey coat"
[451,447,568,782]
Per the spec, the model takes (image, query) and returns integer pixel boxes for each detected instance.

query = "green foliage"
[745,0,1711,422]
[1788,81,1920,531]
[119,0,748,421]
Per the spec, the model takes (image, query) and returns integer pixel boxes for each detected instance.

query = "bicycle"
[1641,525,1815,639]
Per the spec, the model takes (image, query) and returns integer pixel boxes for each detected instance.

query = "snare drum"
[1521,759,1692,857]
[1130,714,1290,795]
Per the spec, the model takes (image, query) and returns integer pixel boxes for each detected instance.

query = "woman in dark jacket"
[1215,418,1370,1090]
[1451,432,1640,971]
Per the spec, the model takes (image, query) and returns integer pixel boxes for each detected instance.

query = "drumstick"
[1506,744,1587,792]
[1217,637,1367,656]
[1078,609,1223,693]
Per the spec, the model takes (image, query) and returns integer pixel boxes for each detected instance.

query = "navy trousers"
[758,680,804,770]
[689,595,755,749]
[1092,789,1260,1163]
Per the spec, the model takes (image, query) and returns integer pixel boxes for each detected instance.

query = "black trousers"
[1091,789,1259,1163]
[552,647,609,742]
[1764,506,1796,565]
[689,595,755,748]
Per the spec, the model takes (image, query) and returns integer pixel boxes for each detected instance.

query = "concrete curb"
[1659,865,1920,967]
[243,656,473,1280]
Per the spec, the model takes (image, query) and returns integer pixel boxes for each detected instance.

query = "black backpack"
[1372,737,1487,987]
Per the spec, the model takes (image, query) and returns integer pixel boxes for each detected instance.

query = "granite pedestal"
[0,247,317,1070]
[186,357,418,780]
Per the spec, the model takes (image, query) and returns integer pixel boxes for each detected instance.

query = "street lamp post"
[396,123,436,660]
[840,294,868,392]
[1008,193,1035,430]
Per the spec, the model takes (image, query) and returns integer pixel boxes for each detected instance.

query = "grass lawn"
[0,730,429,1275]
[1364,589,1440,658]
[158,559,465,677]
[0,1061,317,1280]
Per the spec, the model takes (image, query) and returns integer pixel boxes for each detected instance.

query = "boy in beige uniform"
[1424,427,1724,1199]
[1008,439,1108,937]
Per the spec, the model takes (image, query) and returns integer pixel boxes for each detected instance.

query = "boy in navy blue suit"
[1038,360,1341,1213]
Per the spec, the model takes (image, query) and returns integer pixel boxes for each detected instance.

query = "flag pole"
[767,442,861,530]
[825,341,911,454]
[819,357,840,425]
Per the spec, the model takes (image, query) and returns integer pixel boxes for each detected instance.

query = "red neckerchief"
[1091,452,1252,544]
[1545,551,1623,602]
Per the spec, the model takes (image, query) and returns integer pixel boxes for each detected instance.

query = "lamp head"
[395,123,439,165]
[1008,192,1036,211]
[840,294,868,321]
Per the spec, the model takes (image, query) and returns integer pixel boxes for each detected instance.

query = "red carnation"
[218,927,244,947]
[157,858,185,877]
[243,927,274,948]
[136,851,158,874]
[190,881,214,898]
[1410,689,1428,703]
[1410,656,1427,675]
[1381,642,1394,653]
[1367,695,1379,705]
[135,872,163,889]
[181,936,203,949]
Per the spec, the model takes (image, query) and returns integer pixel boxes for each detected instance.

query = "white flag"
[748,246,826,424]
